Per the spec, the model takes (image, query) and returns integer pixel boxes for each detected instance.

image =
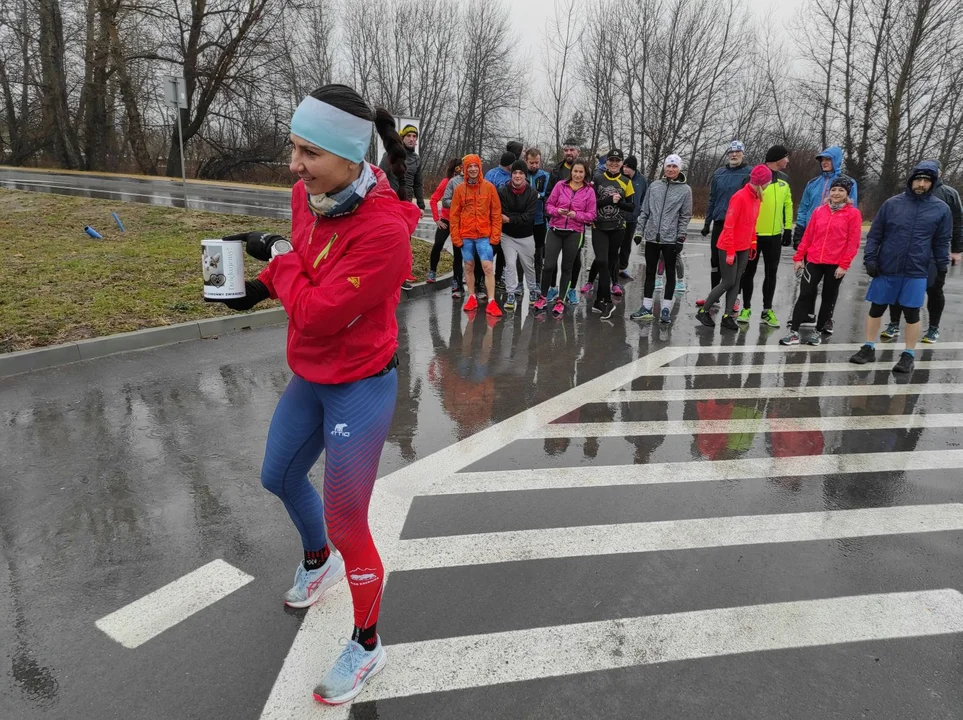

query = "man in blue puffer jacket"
[793,146,858,248]
[850,160,952,373]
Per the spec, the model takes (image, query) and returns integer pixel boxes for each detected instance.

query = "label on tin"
[202,239,245,299]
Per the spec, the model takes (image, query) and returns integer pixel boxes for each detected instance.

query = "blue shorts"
[462,237,494,263]
[865,276,927,308]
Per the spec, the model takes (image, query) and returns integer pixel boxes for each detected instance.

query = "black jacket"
[497,183,538,238]
[379,147,425,208]
[547,161,572,197]
[932,180,963,253]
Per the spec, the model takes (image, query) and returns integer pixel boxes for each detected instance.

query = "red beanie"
[750,164,772,186]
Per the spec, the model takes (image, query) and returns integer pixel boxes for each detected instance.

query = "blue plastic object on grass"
[84,226,103,239]
[112,212,125,232]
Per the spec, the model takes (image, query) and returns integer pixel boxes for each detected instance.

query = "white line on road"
[651,360,963,377]
[363,589,963,701]
[95,559,254,649]
[529,412,963,439]
[393,504,963,571]
[426,449,963,495]
[610,382,963,402]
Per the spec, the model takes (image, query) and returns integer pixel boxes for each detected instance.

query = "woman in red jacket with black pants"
[697,165,772,330]
[781,175,862,345]
[209,84,420,706]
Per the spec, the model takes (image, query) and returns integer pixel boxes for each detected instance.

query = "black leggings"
[588,228,624,301]
[644,243,678,301]
[741,235,782,309]
[873,302,920,324]
[431,224,477,287]
[430,225,449,273]
[704,248,749,314]
[542,230,582,297]
[888,271,946,327]
[533,223,547,285]
[620,221,638,269]
[709,221,724,289]
[789,262,843,331]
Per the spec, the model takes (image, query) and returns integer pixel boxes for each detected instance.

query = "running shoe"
[660,307,671,324]
[675,279,686,292]
[806,333,822,346]
[405,274,418,284]
[566,289,578,305]
[695,308,715,327]
[580,282,594,294]
[529,290,539,305]
[401,279,414,291]
[732,300,742,313]
[546,287,559,302]
[819,319,834,336]
[761,309,780,328]
[611,283,623,297]
[779,331,800,346]
[893,351,915,373]
[477,289,488,302]
[922,326,940,344]
[630,306,654,321]
[880,322,900,339]
[313,637,387,705]
[654,275,664,290]
[696,298,707,307]
[552,300,565,316]
[849,344,876,364]
[451,279,463,299]
[533,297,548,312]
[515,287,525,297]
[283,553,345,609]
[619,269,633,280]
[487,301,503,317]
[503,296,516,311]
[737,308,752,323]
[495,278,506,291]
[463,294,478,312]
[426,271,437,283]
[600,301,616,320]
[720,314,739,331]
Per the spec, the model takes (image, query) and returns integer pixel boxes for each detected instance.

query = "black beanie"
[500,151,516,167]
[765,145,789,163]
[830,175,854,195]
[510,159,528,174]
[506,141,523,158]
[624,155,638,171]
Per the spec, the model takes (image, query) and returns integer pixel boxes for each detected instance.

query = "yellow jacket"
[756,170,793,236]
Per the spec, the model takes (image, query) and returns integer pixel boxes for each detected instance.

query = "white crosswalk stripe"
[261,344,963,718]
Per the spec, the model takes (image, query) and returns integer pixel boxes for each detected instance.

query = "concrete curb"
[0,271,453,379]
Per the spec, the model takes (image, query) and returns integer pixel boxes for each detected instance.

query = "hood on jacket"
[462,154,482,183]
[906,160,940,192]
[663,172,688,184]
[816,146,843,175]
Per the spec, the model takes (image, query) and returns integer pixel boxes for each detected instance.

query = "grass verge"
[0,188,450,352]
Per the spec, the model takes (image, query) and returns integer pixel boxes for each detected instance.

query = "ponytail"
[374,108,409,201]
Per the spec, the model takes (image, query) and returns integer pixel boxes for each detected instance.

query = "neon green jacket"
[756,170,793,236]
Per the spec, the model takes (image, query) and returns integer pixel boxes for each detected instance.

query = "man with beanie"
[793,146,858,249]
[697,164,772,331]
[497,160,540,311]
[525,148,551,283]
[738,144,794,328]
[619,155,648,279]
[850,161,951,373]
[700,140,752,306]
[380,123,424,288]
[485,151,516,189]
[506,141,524,160]
[882,160,962,343]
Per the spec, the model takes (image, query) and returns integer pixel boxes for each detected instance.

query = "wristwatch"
[270,240,293,259]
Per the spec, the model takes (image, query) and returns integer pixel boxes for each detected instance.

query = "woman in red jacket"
[697,164,772,331]
[781,175,862,345]
[428,157,462,287]
[209,84,420,705]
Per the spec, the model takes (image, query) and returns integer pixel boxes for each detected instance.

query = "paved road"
[2,248,962,719]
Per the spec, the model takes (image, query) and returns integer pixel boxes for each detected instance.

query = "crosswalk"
[260,342,963,718]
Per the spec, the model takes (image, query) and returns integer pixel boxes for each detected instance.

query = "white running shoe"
[283,552,345,609]
[313,637,387,705]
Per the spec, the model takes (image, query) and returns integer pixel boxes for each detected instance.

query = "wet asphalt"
[1,238,962,719]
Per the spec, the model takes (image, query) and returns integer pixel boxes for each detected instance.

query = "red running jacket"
[793,202,863,271]
[258,167,420,384]
[717,184,762,254]
[430,177,451,222]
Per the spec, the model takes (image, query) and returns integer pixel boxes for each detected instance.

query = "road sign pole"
[168,76,187,187]
[175,101,186,187]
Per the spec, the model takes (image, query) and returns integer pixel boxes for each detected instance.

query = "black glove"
[792,225,805,250]
[701,223,710,237]
[223,232,288,262]
[782,229,793,247]
[417,199,426,211]
[205,279,271,311]
[677,235,686,244]
[633,233,643,246]
[865,262,880,278]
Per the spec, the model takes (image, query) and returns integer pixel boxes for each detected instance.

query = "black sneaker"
[820,319,834,336]
[849,344,876,364]
[401,280,414,291]
[600,301,616,320]
[696,308,715,327]
[893,351,915,373]
[720,314,739,331]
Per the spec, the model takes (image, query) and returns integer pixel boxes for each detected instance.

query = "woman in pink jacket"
[535,159,597,316]
[780,175,862,345]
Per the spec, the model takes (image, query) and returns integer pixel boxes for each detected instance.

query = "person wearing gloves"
[619,155,648,279]
[535,159,597,317]
[792,145,858,249]
[450,153,504,317]
[851,161,952,373]
[697,164,772,331]
[699,140,751,304]
[209,84,420,705]
[882,160,963,343]
[779,176,861,346]
[497,160,540,311]
[738,144,794,328]
[428,157,462,292]
[630,154,693,324]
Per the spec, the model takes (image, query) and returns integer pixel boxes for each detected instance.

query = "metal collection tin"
[201,238,245,300]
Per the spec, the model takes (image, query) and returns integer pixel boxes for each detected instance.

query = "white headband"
[290,96,373,164]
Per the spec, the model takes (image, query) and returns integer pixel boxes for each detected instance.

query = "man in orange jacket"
[450,154,503,316]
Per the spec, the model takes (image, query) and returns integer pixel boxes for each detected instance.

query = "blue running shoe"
[546,287,559,302]
[566,288,578,305]
[660,307,671,324]
[313,637,387,705]
[529,290,539,305]
[631,306,654,321]
[283,553,345,609]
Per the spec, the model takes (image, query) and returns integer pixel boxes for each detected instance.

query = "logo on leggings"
[349,568,380,585]
[331,423,351,437]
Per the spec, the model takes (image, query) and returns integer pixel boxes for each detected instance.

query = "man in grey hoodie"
[631,154,693,324]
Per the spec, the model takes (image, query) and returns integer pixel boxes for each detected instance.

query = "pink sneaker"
[552,300,565,316]
[611,283,623,296]
[533,296,548,312]
[580,282,594,294]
